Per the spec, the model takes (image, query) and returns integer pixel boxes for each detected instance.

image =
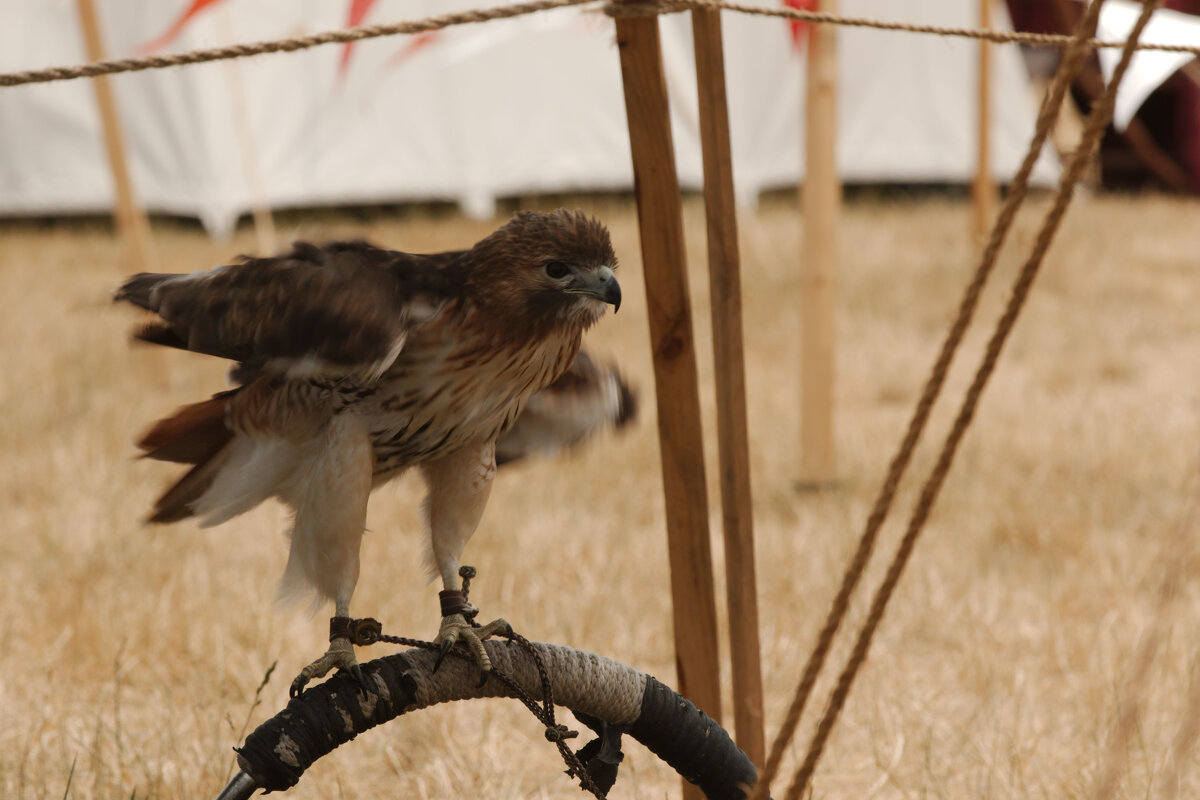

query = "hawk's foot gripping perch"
[434,577,511,686]
[289,616,381,698]
[434,612,512,684]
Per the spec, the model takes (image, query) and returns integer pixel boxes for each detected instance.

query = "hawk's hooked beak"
[568,265,621,313]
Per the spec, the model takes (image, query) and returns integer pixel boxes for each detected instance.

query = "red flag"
[337,0,379,80]
[784,0,817,52]
[138,0,229,54]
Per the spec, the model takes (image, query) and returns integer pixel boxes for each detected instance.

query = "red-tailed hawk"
[115,210,624,695]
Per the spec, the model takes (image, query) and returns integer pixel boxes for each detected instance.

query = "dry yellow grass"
[1,192,1198,799]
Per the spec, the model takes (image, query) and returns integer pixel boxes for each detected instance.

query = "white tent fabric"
[1097,0,1200,132]
[0,0,1058,237]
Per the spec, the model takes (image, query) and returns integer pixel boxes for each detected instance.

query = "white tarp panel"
[0,0,1058,237]
[1097,0,1200,132]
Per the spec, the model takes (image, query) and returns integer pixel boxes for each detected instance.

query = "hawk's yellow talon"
[289,636,360,698]
[435,614,509,678]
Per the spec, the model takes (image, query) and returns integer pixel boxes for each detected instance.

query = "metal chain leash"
[341,567,608,799]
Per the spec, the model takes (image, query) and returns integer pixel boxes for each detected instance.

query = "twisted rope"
[744,0,1110,794]
[782,1,1165,797]
[351,567,607,798]
[368,635,605,798]
[608,0,1198,54]
[2,0,1197,89]
[0,0,595,87]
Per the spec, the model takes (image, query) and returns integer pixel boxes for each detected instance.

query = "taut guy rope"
[0,0,594,88]
[783,1,1164,797]
[743,0,1112,794]
[1,0,1196,89]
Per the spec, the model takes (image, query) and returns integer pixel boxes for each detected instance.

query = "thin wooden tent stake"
[75,0,154,272]
[612,5,723,798]
[216,8,278,253]
[973,0,996,241]
[691,5,766,770]
[798,0,839,488]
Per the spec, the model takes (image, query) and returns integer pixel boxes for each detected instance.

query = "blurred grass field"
[1,192,1198,799]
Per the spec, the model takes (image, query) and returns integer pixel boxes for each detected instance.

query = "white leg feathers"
[278,415,374,609]
[420,441,496,591]
[192,436,296,528]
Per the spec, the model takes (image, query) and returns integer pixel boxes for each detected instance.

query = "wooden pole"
[75,0,154,272]
[690,7,765,770]
[973,0,996,241]
[216,8,277,254]
[613,8,723,798]
[799,0,839,488]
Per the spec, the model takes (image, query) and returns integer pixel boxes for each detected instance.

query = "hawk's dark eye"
[544,261,570,280]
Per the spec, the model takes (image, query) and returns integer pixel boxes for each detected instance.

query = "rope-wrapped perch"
[217,639,757,799]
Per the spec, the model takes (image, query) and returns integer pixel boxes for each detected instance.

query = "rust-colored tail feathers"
[137,391,236,523]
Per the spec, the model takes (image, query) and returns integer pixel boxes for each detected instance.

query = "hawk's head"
[468,209,620,339]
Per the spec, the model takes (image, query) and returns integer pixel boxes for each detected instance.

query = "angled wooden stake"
[613,3,723,786]
[216,9,277,254]
[799,0,840,488]
[75,0,154,272]
[691,6,765,770]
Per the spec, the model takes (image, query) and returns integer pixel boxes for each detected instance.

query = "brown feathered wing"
[115,240,463,379]
[115,241,464,523]
[495,351,637,466]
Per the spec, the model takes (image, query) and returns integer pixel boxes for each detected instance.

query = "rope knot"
[545,724,579,743]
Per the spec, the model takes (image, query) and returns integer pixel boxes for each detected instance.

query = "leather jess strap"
[439,590,472,617]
